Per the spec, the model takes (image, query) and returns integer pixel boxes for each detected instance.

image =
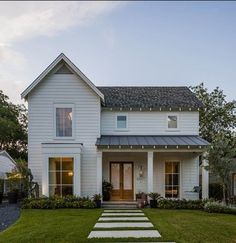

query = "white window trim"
[164,160,182,199]
[53,103,75,140]
[115,113,129,131]
[166,113,180,131]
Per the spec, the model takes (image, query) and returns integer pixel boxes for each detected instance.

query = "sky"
[0,1,236,104]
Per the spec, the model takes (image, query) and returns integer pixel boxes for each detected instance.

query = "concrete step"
[102,201,137,209]
[88,230,161,238]
[94,222,154,228]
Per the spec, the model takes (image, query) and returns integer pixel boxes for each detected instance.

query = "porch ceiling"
[96,135,209,150]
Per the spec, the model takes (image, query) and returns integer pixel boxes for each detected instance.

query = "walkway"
[88,209,161,240]
[0,202,20,232]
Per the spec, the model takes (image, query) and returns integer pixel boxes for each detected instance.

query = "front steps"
[102,201,138,209]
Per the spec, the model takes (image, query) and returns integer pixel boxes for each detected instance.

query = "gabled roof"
[21,53,104,100]
[0,150,16,165]
[97,86,203,109]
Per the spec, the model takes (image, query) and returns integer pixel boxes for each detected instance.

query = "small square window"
[168,115,178,129]
[117,115,127,129]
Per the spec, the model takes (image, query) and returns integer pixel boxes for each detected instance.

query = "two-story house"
[21,53,209,201]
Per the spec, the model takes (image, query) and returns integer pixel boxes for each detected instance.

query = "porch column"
[201,152,209,199]
[74,153,81,196]
[147,151,154,193]
[96,151,103,195]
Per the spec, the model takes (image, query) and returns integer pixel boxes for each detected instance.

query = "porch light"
[68,171,73,176]
[139,165,143,178]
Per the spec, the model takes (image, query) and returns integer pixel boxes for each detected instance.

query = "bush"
[204,202,236,215]
[156,198,205,209]
[21,195,96,209]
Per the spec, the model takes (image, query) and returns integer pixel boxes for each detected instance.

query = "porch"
[96,135,209,201]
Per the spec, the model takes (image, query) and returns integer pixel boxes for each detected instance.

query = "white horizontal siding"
[28,73,100,196]
[101,111,199,135]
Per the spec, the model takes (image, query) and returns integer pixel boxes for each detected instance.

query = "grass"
[0,208,235,242]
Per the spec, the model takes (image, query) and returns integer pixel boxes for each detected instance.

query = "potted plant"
[92,194,102,208]
[102,180,113,201]
[136,192,147,208]
[148,192,161,208]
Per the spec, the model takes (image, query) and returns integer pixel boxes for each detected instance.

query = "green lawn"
[0,209,235,243]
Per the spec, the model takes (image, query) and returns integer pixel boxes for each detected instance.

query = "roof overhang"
[96,135,209,151]
[21,53,104,101]
[101,107,202,112]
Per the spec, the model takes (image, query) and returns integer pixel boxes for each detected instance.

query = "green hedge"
[21,196,96,209]
[204,202,236,215]
[156,198,205,209]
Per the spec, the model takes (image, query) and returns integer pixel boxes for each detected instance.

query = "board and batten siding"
[27,73,100,197]
[101,111,199,135]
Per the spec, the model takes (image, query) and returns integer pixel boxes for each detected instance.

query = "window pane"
[62,172,73,184]
[172,186,179,198]
[49,158,61,171]
[123,164,132,190]
[49,185,61,196]
[62,158,73,170]
[165,186,173,198]
[173,174,179,185]
[117,115,127,129]
[49,171,61,184]
[168,116,177,128]
[165,162,172,173]
[62,186,73,196]
[165,174,172,185]
[111,163,120,190]
[172,162,179,173]
[56,108,72,137]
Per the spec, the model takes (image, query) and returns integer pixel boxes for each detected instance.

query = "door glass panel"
[111,163,120,190]
[123,163,132,190]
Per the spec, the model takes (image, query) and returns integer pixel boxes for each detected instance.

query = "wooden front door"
[110,162,133,201]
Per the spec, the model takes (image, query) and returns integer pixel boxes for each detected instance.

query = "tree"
[191,83,236,143]
[208,132,236,203]
[0,90,27,160]
[191,83,236,202]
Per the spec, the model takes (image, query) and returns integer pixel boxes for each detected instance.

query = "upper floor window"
[167,115,178,129]
[55,105,73,138]
[116,114,127,130]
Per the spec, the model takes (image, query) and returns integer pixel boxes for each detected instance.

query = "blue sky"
[0,1,236,103]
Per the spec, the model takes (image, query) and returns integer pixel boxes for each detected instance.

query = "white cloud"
[0,1,123,103]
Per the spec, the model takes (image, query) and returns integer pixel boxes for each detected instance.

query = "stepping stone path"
[88,209,161,240]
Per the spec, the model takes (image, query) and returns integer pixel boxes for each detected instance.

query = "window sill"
[53,137,75,140]
[165,129,180,132]
[115,129,129,132]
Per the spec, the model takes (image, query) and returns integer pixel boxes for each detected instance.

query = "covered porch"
[96,135,209,201]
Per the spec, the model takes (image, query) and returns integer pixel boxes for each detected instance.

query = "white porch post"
[97,151,103,195]
[201,152,209,199]
[147,151,154,193]
[74,154,81,196]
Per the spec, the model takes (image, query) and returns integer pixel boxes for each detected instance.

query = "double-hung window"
[167,115,178,129]
[165,161,180,198]
[55,104,74,138]
[116,114,128,130]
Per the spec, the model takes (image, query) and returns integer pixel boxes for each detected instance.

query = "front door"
[110,162,133,201]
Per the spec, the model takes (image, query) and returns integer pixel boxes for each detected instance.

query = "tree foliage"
[0,90,27,160]
[208,132,236,202]
[191,83,236,143]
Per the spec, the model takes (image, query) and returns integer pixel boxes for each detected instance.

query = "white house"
[0,150,16,193]
[21,53,209,201]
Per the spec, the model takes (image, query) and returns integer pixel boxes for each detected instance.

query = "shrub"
[21,195,96,209]
[156,198,205,209]
[204,202,236,215]
[148,192,161,200]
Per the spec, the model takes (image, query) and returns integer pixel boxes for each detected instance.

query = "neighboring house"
[21,53,209,201]
[0,151,16,193]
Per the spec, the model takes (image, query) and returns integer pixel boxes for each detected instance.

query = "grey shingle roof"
[97,86,203,109]
[96,135,209,148]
